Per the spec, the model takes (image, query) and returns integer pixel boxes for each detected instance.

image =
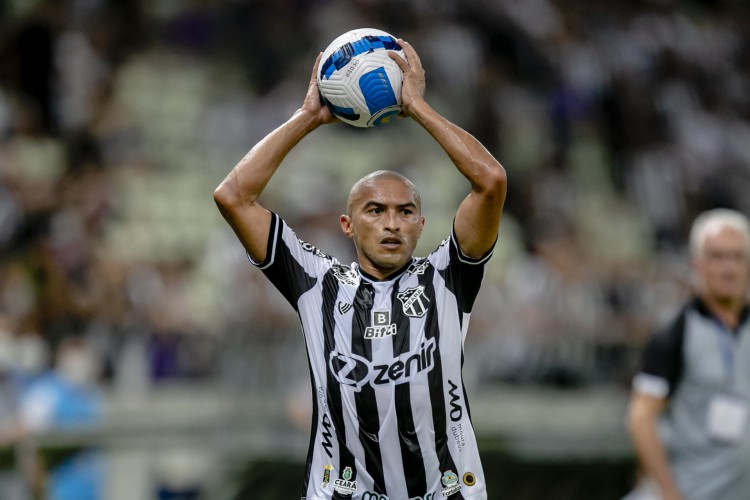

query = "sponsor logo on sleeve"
[440,470,461,497]
[322,464,333,489]
[332,265,358,285]
[407,259,430,275]
[300,241,330,260]
[333,466,357,495]
[463,472,476,486]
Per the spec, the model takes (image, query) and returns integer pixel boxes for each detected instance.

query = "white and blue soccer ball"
[317,28,405,128]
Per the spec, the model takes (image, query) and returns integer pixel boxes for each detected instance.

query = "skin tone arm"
[213,53,336,262]
[626,392,684,500]
[389,40,507,260]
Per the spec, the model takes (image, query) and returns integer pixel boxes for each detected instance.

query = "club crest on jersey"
[365,310,396,339]
[440,470,461,496]
[333,466,357,495]
[338,302,353,315]
[332,265,358,286]
[398,286,430,317]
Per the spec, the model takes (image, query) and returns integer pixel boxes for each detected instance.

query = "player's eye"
[370,207,383,214]
[402,209,413,216]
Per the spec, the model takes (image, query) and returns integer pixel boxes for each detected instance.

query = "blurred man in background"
[626,208,750,500]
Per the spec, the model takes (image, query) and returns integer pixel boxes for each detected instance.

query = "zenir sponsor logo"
[397,286,430,317]
[329,338,436,391]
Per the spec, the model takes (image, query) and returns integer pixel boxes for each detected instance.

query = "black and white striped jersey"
[253,213,491,500]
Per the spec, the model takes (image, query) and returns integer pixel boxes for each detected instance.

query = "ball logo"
[329,338,436,391]
[318,29,404,128]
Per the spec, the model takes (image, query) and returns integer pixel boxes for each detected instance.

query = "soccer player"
[214,38,506,500]
[626,209,750,500]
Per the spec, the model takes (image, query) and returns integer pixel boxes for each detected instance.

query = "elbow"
[213,178,242,215]
[213,182,232,211]
[478,161,507,199]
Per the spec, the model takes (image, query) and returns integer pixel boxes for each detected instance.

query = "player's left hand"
[389,39,426,118]
[300,52,338,126]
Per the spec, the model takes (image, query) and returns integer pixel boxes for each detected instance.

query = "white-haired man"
[627,208,750,500]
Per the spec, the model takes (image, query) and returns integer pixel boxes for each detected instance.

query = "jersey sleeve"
[633,309,686,399]
[428,226,496,314]
[248,212,335,310]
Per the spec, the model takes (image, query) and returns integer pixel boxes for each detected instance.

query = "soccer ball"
[318,28,405,128]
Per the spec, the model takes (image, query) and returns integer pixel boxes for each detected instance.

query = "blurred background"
[0,0,749,498]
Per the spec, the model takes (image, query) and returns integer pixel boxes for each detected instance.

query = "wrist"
[291,107,324,133]
[404,98,432,123]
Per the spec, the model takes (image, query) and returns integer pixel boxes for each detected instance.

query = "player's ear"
[340,214,354,238]
[418,216,425,238]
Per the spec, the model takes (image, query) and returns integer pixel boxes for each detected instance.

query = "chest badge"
[398,286,430,318]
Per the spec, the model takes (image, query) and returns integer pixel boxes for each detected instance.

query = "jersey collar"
[357,258,413,283]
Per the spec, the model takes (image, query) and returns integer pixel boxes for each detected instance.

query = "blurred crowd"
[0,0,748,434]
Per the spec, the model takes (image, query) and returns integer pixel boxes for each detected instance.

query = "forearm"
[629,415,682,499]
[408,100,505,192]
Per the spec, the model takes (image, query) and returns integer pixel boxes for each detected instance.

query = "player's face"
[694,226,750,304]
[341,178,424,279]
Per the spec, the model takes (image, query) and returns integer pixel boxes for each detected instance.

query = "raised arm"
[213,54,336,262]
[389,40,507,259]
